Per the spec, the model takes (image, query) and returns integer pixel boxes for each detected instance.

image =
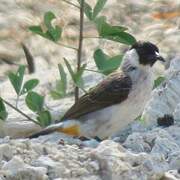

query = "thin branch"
[62,0,80,9]
[15,95,19,108]
[56,42,78,51]
[1,98,40,126]
[83,36,100,39]
[79,87,88,94]
[0,58,26,66]
[75,0,84,102]
[84,68,102,74]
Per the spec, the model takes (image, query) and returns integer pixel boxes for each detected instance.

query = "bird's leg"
[78,136,90,141]
[94,136,102,142]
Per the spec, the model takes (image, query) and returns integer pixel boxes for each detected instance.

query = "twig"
[62,0,80,9]
[79,86,88,94]
[1,98,40,126]
[0,59,26,67]
[21,43,35,74]
[75,0,84,102]
[84,68,102,74]
[83,36,100,39]
[56,42,78,51]
[15,95,19,108]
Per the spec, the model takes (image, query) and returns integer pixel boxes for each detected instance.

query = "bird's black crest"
[130,41,159,66]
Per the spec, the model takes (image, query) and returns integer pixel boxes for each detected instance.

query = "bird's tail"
[28,121,80,138]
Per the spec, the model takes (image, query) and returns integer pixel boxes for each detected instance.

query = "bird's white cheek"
[121,49,140,68]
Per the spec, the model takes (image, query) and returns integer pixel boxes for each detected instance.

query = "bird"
[29,41,165,139]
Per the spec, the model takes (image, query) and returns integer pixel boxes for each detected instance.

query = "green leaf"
[94,49,123,75]
[64,58,75,80]
[84,2,93,20]
[8,65,26,95]
[44,11,62,42]
[78,0,93,20]
[25,91,44,112]
[29,11,62,42]
[29,26,52,40]
[50,64,67,100]
[50,26,62,42]
[105,32,137,45]
[50,90,63,100]
[94,16,106,33]
[94,49,108,70]
[0,98,8,121]
[29,26,44,36]
[57,64,67,95]
[74,64,86,88]
[95,16,127,36]
[64,58,86,89]
[37,110,52,127]
[95,16,136,45]
[135,115,145,124]
[153,76,166,88]
[93,0,107,19]
[44,11,56,30]
[21,79,39,95]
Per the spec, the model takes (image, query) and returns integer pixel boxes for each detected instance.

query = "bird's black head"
[130,41,165,66]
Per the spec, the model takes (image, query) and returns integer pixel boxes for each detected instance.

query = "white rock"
[0,144,13,161]
[163,170,180,180]
[166,126,180,146]
[123,127,176,154]
[1,166,48,180]
[123,132,151,152]
[81,139,100,148]
[168,151,180,170]
[151,137,179,157]
[173,103,180,122]
[2,156,25,173]
[91,140,167,180]
[32,156,72,178]
[1,120,41,138]
[142,56,180,127]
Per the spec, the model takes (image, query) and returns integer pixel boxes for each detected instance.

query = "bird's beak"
[155,52,165,62]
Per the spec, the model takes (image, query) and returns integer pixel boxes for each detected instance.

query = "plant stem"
[56,42,77,51]
[1,98,40,126]
[84,68,102,74]
[83,36,100,39]
[75,0,84,102]
[15,95,19,108]
[62,0,80,9]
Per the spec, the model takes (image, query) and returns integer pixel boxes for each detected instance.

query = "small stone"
[81,139,99,148]
[123,132,151,152]
[151,137,179,157]
[163,170,180,180]
[168,151,180,169]
[157,114,174,127]
[2,156,25,173]
[0,144,13,161]
[88,161,100,171]
[58,139,65,145]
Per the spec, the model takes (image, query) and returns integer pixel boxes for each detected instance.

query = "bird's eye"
[129,66,137,71]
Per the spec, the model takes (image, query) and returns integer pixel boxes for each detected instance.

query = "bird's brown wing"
[61,72,132,120]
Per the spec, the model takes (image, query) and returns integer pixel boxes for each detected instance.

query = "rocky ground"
[0,0,180,179]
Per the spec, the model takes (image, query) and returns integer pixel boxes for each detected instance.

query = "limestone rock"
[142,56,180,127]
[0,144,13,162]
[162,170,180,180]
[90,140,167,180]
